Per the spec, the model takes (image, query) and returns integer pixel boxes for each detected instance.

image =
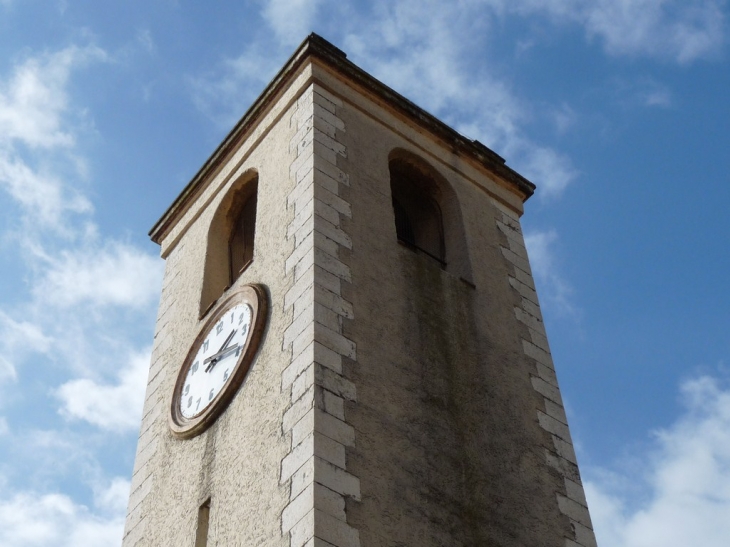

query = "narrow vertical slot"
[195,498,211,547]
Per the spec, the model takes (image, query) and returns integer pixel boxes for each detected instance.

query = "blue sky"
[0,1,728,545]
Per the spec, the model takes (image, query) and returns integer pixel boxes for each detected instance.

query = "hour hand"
[204,343,240,366]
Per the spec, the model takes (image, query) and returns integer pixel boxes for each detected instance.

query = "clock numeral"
[191,361,199,375]
[187,396,192,408]
[195,398,201,411]
[223,369,230,381]
[183,384,190,396]
[209,388,214,401]
[203,339,209,352]
[242,323,249,337]
[216,321,223,335]
[238,313,244,325]
[230,312,234,324]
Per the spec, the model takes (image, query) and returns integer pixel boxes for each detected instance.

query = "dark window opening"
[393,198,416,247]
[390,161,446,267]
[195,498,211,547]
[228,193,257,284]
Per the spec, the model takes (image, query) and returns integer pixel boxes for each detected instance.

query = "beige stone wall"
[312,63,596,547]
[122,66,313,547]
[124,52,596,547]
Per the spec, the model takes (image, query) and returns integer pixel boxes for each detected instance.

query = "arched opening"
[388,150,473,282]
[390,161,445,266]
[199,171,258,316]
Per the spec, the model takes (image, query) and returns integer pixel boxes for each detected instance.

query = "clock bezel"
[169,284,267,439]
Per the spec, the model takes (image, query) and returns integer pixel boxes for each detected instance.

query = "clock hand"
[204,329,238,371]
[217,329,236,353]
[204,343,240,366]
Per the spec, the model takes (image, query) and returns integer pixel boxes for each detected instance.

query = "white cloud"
[586,374,730,547]
[189,46,281,127]
[581,0,725,64]
[35,241,162,311]
[511,144,579,200]
[509,0,725,64]
[0,45,105,150]
[0,312,53,383]
[56,349,149,431]
[0,481,126,547]
[262,0,323,47]
[0,45,105,231]
[93,477,130,515]
[339,0,579,199]
[0,154,92,228]
[524,229,577,317]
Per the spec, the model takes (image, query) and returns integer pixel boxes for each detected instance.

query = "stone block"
[314,323,356,360]
[314,155,349,186]
[313,509,360,547]
[557,495,592,528]
[313,128,346,157]
[572,520,597,547]
[500,246,532,275]
[314,199,340,227]
[314,248,351,282]
[313,86,344,107]
[286,232,315,274]
[531,376,563,406]
[283,484,314,533]
[313,231,340,258]
[313,185,352,218]
[314,457,361,500]
[553,436,578,465]
[565,477,588,507]
[281,433,314,483]
[545,399,568,425]
[538,411,572,442]
[313,103,345,130]
[315,365,357,401]
[508,276,538,304]
[314,215,352,249]
[314,285,354,319]
[523,339,555,369]
[323,390,345,420]
[314,408,355,446]
[283,386,315,433]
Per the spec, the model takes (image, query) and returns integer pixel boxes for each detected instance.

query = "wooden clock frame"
[169,284,267,439]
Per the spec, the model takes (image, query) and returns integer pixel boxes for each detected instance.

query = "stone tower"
[122,34,597,547]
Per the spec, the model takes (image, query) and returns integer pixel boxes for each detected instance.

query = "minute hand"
[204,343,240,366]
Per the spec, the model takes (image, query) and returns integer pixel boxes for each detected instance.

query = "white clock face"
[180,303,252,419]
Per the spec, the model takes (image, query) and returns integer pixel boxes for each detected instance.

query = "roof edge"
[149,33,535,244]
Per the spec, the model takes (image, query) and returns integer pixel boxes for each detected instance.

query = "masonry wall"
[123,55,596,547]
[313,65,597,547]
[122,66,314,547]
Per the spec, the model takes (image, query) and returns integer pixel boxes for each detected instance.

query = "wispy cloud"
[262,0,324,47]
[57,350,150,432]
[189,45,282,128]
[508,0,725,64]
[524,229,578,317]
[0,481,126,547]
[586,373,730,547]
[0,42,161,544]
[34,241,162,311]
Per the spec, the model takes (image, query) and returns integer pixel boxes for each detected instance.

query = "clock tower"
[123,34,597,547]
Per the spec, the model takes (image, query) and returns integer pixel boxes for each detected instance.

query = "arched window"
[388,151,474,283]
[228,191,257,284]
[200,172,258,316]
[390,158,446,266]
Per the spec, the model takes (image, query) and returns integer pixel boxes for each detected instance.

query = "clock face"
[169,284,267,439]
[179,303,252,419]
